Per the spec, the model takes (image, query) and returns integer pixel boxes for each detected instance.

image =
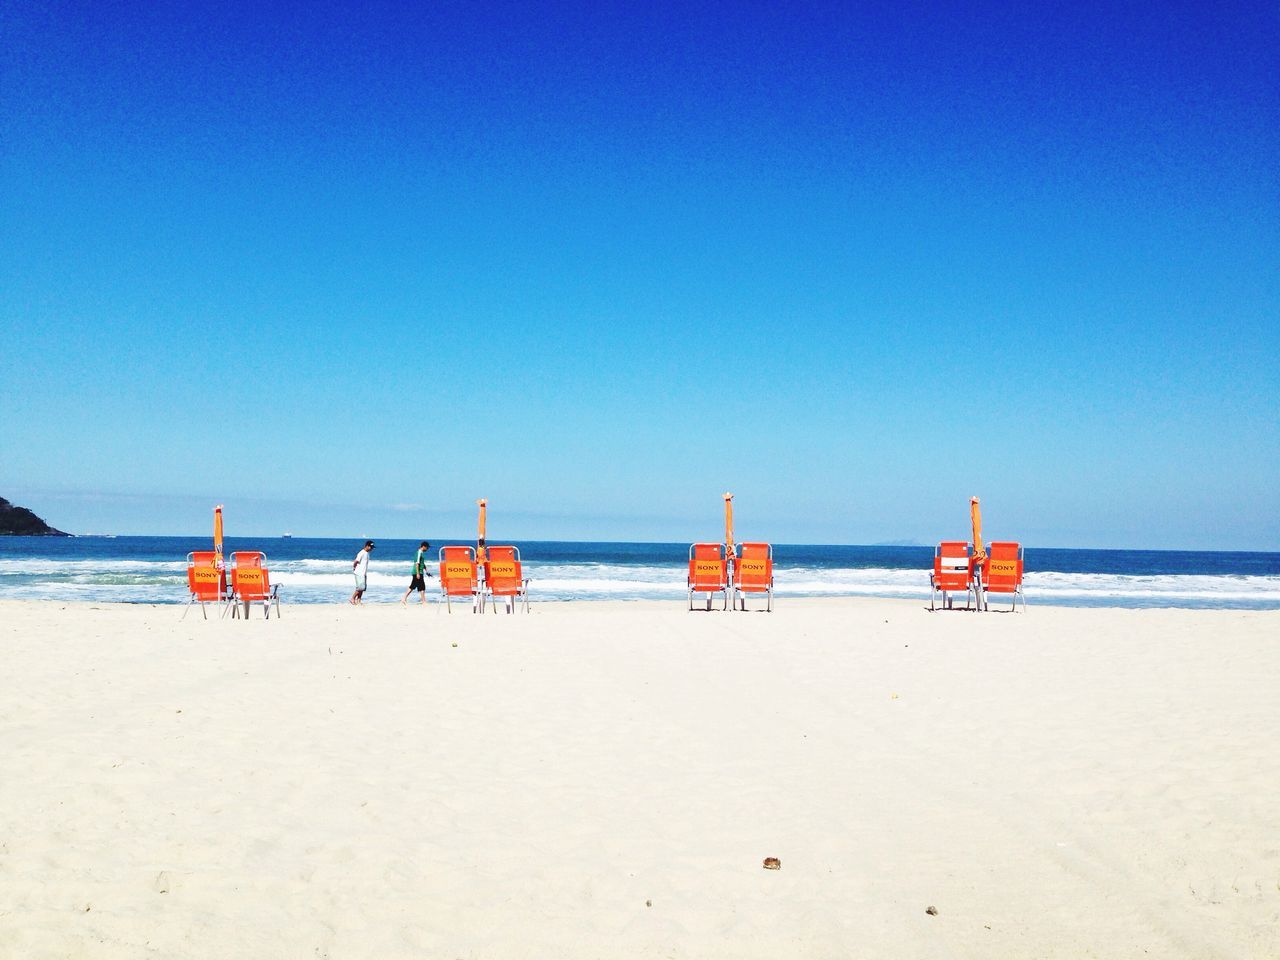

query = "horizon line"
[19,533,1280,555]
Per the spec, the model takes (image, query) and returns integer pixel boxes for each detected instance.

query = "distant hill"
[0,498,69,536]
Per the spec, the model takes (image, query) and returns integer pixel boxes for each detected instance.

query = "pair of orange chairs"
[184,551,282,620]
[438,545,530,613]
[688,543,774,611]
[930,541,1025,611]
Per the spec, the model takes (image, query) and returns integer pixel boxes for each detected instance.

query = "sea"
[1,536,1278,609]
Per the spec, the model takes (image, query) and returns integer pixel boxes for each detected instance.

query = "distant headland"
[0,498,69,536]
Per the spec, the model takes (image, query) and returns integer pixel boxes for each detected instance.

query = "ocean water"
[1,536,1278,609]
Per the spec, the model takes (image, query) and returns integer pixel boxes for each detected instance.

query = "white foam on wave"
[0,558,180,575]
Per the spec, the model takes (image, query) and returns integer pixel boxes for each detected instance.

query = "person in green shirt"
[401,541,434,605]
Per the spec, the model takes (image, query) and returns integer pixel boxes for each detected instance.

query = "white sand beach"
[1,597,1277,959]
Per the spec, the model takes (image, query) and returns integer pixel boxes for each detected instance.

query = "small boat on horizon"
[282,532,293,539]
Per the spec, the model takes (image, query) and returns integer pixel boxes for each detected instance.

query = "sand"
[0,597,1277,959]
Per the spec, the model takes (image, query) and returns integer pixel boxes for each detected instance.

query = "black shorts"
[409,574,427,591]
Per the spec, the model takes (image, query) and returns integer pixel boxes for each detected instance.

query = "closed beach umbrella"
[969,496,986,562]
[213,504,224,567]
[723,492,735,557]
[970,496,987,611]
[213,504,226,595]
[477,498,487,564]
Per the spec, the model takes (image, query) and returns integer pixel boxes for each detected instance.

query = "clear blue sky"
[2,1,1277,548]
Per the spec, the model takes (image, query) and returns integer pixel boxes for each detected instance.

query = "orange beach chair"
[483,545,530,613]
[930,541,974,611]
[230,551,282,619]
[183,550,230,619]
[439,545,483,613]
[981,541,1026,612]
[688,543,729,611]
[733,542,774,611]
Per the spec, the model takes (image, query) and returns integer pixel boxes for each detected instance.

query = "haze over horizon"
[3,2,1277,551]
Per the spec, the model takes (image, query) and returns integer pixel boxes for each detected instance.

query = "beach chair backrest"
[187,551,223,601]
[484,545,523,597]
[934,541,972,590]
[734,542,773,589]
[983,541,1024,593]
[232,552,270,600]
[688,543,727,590]
[439,546,478,596]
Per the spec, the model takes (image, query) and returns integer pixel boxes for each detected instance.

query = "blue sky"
[2,1,1277,548]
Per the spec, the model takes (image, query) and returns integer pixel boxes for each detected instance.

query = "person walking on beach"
[350,540,374,605]
[401,541,433,605]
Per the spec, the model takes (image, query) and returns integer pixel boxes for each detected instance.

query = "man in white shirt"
[350,540,374,605]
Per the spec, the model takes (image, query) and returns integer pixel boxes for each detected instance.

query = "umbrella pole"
[724,493,735,604]
[970,496,986,611]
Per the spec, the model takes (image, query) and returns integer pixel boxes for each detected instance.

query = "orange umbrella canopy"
[723,492,735,555]
[213,504,224,565]
[476,498,487,562]
[970,496,986,563]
